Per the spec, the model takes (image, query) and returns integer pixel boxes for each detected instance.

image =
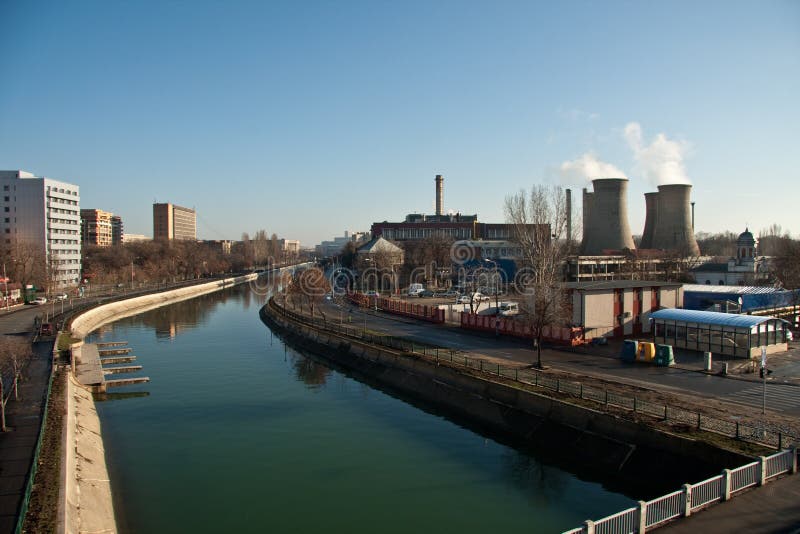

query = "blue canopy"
[650,309,772,329]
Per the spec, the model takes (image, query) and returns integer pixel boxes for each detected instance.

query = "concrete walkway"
[660,473,800,534]
[0,340,53,534]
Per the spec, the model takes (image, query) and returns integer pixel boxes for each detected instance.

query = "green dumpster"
[655,344,674,366]
[621,340,638,362]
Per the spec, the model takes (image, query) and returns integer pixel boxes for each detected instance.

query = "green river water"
[90,285,638,533]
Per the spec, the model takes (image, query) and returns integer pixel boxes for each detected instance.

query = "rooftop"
[683,284,785,295]
[650,308,774,328]
[565,280,683,290]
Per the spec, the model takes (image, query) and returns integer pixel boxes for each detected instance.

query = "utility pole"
[761,346,767,415]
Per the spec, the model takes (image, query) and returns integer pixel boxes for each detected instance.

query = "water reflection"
[289,352,332,388]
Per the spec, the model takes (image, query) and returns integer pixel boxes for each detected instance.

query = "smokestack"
[691,201,695,230]
[435,174,443,216]
[640,192,659,249]
[566,188,572,244]
[580,178,635,255]
[651,184,700,255]
[581,187,593,253]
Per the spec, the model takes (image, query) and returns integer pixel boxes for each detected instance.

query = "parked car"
[364,290,380,298]
[54,293,68,301]
[456,293,489,304]
[418,290,435,298]
[32,297,47,305]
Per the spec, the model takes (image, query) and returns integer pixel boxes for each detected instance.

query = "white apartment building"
[0,170,82,288]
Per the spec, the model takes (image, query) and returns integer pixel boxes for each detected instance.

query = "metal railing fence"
[566,448,796,533]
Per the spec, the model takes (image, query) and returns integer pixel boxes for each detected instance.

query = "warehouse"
[649,309,790,358]
[566,280,683,339]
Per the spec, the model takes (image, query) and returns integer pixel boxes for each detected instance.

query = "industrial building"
[650,308,790,358]
[153,202,196,241]
[566,280,684,339]
[371,174,539,243]
[81,209,123,247]
[0,170,82,287]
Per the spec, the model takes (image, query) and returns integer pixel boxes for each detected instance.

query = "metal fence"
[270,298,799,451]
[566,448,797,533]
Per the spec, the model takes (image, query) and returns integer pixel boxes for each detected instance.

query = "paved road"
[320,298,800,417]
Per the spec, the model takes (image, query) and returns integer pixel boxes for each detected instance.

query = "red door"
[613,289,624,337]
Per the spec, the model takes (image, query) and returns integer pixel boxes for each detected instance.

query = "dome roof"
[737,228,756,247]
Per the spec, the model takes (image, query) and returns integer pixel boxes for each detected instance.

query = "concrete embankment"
[70,274,258,339]
[62,273,259,534]
[261,299,752,494]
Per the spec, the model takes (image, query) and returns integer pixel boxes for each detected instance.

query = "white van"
[407,283,424,297]
[498,302,519,317]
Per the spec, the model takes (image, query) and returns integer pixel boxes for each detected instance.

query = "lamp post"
[3,263,8,312]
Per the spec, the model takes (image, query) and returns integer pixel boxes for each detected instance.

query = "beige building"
[81,209,122,247]
[566,280,683,339]
[153,203,196,241]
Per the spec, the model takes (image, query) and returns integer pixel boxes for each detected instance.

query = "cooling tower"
[651,184,700,256]
[435,174,443,216]
[640,192,659,249]
[580,178,635,255]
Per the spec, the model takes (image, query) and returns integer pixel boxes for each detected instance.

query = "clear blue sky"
[1,0,798,246]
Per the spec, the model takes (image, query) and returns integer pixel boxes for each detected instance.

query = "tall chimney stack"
[435,174,443,216]
[566,188,572,244]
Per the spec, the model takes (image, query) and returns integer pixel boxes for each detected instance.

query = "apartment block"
[153,202,196,240]
[0,170,82,287]
[81,209,114,247]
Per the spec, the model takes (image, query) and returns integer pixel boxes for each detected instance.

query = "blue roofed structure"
[683,284,800,314]
[649,308,790,358]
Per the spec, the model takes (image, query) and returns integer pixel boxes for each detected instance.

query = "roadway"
[317,297,800,419]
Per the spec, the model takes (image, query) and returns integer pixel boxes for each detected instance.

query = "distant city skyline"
[1,1,798,246]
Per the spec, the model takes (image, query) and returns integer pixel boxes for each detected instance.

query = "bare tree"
[505,185,570,369]
[286,267,330,318]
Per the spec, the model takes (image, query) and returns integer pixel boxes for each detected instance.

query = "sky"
[1,0,798,246]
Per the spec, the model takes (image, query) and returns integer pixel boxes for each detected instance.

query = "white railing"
[594,507,638,534]
[766,450,793,479]
[644,490,684,528]
[730,461,759,493]
[690,474,724,511]
[564,448,797,533]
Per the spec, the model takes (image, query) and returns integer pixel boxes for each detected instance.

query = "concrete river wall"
[63,273,259,534]
[261,298,752,493]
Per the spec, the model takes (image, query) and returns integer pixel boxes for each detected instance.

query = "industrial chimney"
[566,188,572,244]
[435,174,443,216]
[580,178,636,255]
[640,192,659,249]
[581,187,593,251]
[651,184,700,256]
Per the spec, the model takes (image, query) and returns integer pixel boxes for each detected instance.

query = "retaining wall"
[262,300,751,490]
[70,274,257,339]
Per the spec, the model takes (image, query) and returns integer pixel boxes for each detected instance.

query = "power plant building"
[371,174,538,245]
[153,202,196,241]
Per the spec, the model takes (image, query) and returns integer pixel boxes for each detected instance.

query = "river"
[90,285,636,533]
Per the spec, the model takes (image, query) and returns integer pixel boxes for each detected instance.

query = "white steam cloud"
[624,122,691,185]
[558,152,627,184]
